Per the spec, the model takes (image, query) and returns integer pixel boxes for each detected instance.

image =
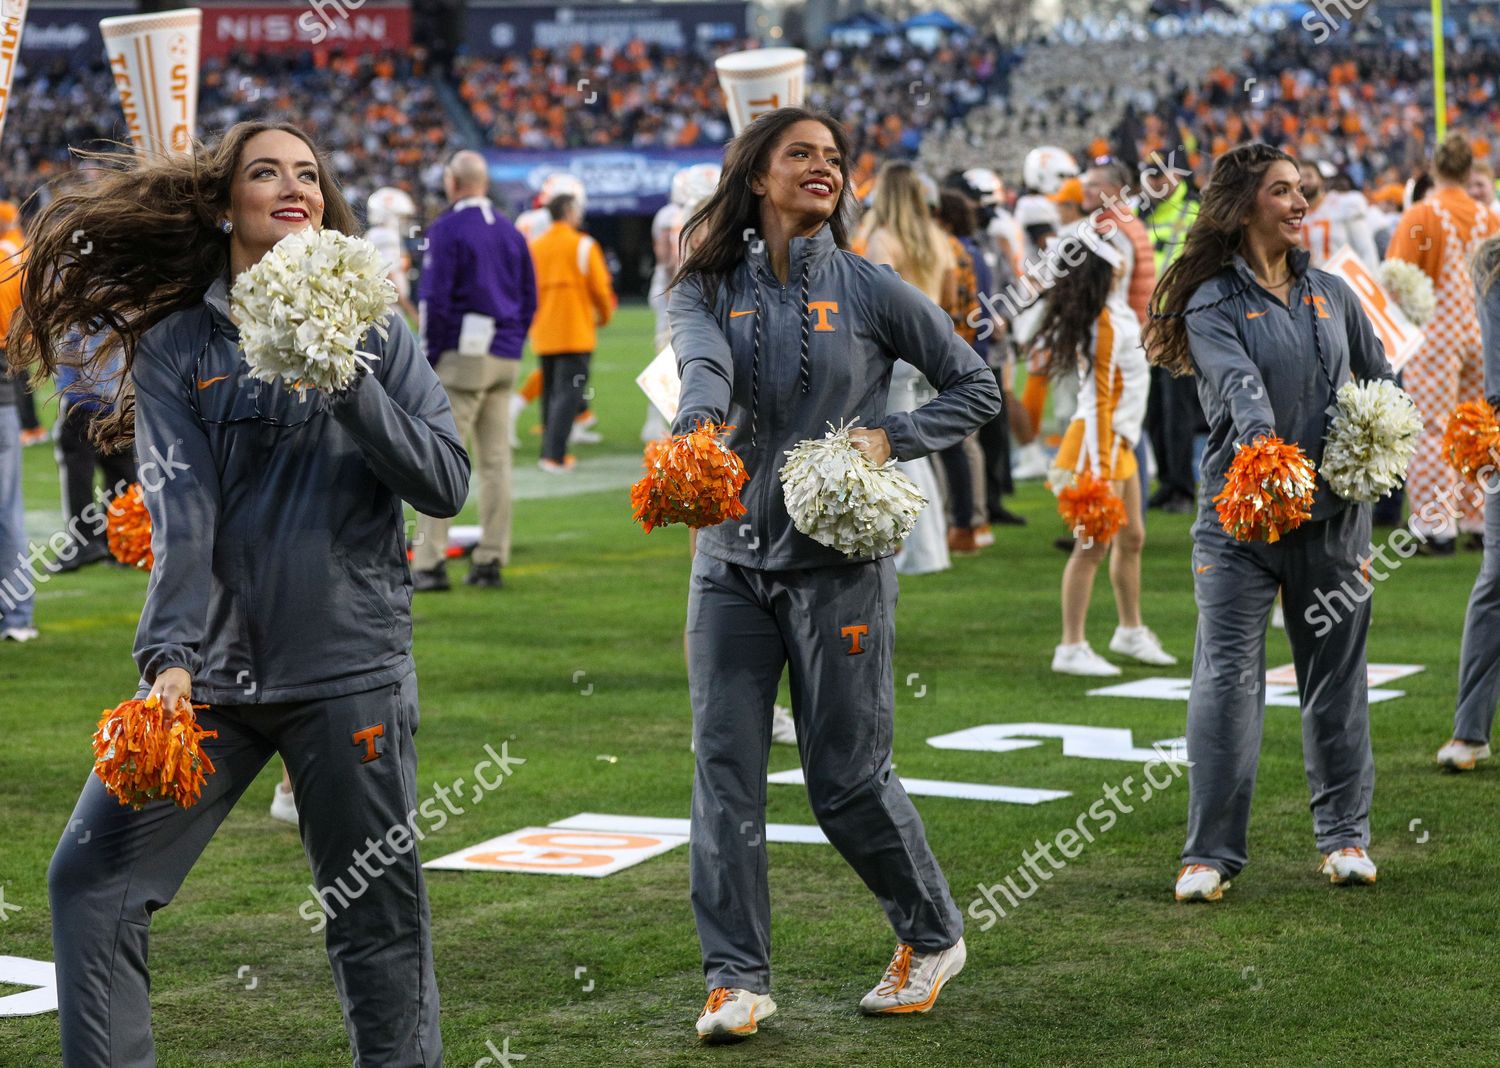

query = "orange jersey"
[528,222,615,355]
[1388,187,1500,281]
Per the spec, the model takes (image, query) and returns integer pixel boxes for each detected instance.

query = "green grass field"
[2,305,1498,1067]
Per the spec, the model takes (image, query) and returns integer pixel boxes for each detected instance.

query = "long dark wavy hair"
[1144,143,1297,376]
[1031,245,1116,380]
[672,107,854,301]
[7,121,357,451]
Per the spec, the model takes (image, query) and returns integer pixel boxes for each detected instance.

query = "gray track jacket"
[132,276,470,703]
[670,225,1002,570]
[1185,249,1393,536]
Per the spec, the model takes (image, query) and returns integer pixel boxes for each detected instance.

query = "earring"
[220,219,233,234]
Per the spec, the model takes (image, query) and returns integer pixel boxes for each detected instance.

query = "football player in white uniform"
[1298,161,1378,269]
[366,186,418,321]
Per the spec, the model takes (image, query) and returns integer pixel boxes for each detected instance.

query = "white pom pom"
[779,421,927,558]
[1320,379,1423,503]
[231,229,397,393]
[1377,259,1436,326]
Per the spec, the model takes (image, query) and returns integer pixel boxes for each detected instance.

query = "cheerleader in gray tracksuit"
[668,108,1000,1042]
[1437,236,1500,771]
[1144,145,1394,902]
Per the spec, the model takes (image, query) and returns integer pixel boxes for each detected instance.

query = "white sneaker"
[269,782,299,825]
[770,704,797,746]
[1436,738,1491,771]
[1012,441,1050,480]
[859,938,966,1015]
[569,425,603,445]
[1052,642,1121,677]
[1,626,39,643]
[1175,864,1229,902]
[1319,847,1376,885]
[1109,626,1177,666]
[695,987,776,1042]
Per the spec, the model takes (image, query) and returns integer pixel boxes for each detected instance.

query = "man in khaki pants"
[413,151,537,590]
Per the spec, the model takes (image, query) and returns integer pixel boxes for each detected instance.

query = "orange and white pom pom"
[92,696,218,809]
[1056,472,1127,545]
[630,422,749,533]
[1213,434,1317,543]
[106,483,153,570]
[1442,399,1500,484]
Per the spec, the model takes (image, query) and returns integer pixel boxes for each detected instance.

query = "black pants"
[1146,366,1201,499]
[938,443,975,528]
[539,351,590,463]
[977,366,1014,513]
[56,404,136,557]
[17,377,40,432]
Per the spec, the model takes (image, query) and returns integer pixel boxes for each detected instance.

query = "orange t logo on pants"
[352,723,386,763]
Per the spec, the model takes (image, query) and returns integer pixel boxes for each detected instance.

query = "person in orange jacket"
[528,193,615,471]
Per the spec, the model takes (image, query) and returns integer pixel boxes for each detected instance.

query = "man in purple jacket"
[413,150,538,590]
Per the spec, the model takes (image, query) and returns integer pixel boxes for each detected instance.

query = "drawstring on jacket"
[746,257,814,447]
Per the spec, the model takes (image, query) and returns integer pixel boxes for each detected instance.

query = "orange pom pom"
[630,422,749,532]
[1442,399,1500,483]
[1212,434,1317,543]
[107,483,154,571]
[92,696,218,809]
[641,435,671,473]
[1056,473,1128,545]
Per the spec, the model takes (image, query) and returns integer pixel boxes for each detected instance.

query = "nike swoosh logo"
[196,375,230,390]
[729,309,756,318]
[1196,564,1213,574]
[1245,311,1268,320]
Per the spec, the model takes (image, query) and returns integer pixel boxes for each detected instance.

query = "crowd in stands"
[2,10,1499,231]
[0,50,458,221]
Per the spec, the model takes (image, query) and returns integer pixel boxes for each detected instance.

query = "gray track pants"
[686,553,963,994]
[1454,489,1500,743]
[1182,506,1375,878]
[48,672,442,1067]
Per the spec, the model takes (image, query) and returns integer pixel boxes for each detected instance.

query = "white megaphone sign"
[100,7,201,156]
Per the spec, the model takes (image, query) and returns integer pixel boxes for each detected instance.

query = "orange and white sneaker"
[1175,864,1228,902]
[695,987,776,1043]
[1436,738,1491,771]
[858,938,966,1015]
[1319,847,1377,885]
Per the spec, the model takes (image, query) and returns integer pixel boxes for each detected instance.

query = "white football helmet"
[670,168,695,207]
[367,186,416,228]
[679,163,721,206]
[539,172,587,212]
[1022,146,1080,196]
[961,167,1004,206]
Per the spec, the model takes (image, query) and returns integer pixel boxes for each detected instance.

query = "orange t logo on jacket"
[808,301,840,332]
[352,723,386,763]
[1303,294,1331,319]
[841,624,869,655]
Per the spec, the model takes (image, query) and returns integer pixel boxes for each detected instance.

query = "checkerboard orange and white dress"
[1387,187,1499,537]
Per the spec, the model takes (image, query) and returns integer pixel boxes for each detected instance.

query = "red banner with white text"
[197,2,410,58]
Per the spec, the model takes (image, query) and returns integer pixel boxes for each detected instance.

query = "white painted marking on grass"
[767,768,1071,805]
[549,811,829,845]
[0,956,57,1017]
[926,723,1187,764]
